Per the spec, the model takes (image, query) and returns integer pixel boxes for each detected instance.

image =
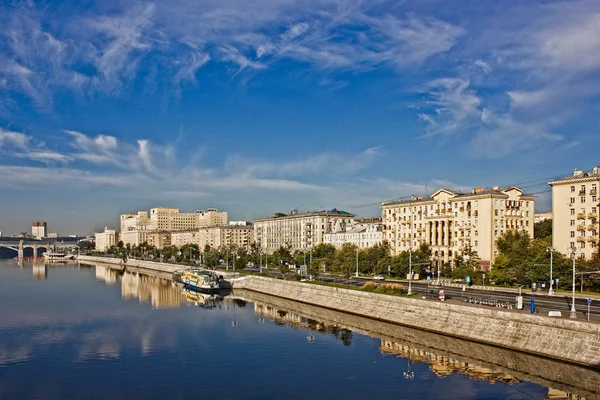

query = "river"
[0,260,597,400]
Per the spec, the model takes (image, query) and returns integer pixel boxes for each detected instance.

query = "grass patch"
[307,279,418,298]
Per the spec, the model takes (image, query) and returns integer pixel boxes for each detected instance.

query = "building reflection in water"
[253,302,353,346]
[95,265,118,285]
[249,297,585,400]
[120,271,185,309]
[32,263,47,280]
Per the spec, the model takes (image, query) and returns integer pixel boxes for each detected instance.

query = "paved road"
[240,268,599,320]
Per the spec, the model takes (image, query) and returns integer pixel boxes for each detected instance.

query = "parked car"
[373,275,385,281]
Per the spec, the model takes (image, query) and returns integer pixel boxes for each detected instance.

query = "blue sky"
[1,0,599,235]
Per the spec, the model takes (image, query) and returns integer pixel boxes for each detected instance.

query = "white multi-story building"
[382,187,536,270]
[32,221,47,239]
[254,209,355,254]
[171,230,202,248]
[549,167,599,260]
[323,222,383,249]
[149,207,227,231]
[95,227,118,251]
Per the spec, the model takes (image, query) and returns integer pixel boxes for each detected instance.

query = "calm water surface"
[0,260,592,399]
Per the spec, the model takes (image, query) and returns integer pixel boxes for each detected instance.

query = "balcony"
[589,213,597,219]
[577,213,586,219]
[588,236,598,242]
[579,190,586,196]
[577,236,586,242]
[589,223,599,230]
[590,188,598,195]
[577,224,586,231]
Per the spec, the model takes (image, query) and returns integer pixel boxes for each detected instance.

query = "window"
[570,197,576,204]
[571,220,576,226]
[571,186,576,192]
[495,210,498,216]
[474,240,478,246]
[581,197,586,203]
[571,209,575,215]
[570,242,575,248]
[571,231,575,237]
[593,196,597,202]
[581,242,586,249]
[475,230,478,236]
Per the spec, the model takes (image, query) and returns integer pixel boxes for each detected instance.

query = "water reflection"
[0,261,597,400]
[32,263,47,280]
[234,288,600,400]
[121,271,184,309]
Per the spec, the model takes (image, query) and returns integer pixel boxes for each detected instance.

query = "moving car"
[373,275,385,281]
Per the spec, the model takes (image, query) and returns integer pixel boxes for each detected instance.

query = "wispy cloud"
[0,0,464,109]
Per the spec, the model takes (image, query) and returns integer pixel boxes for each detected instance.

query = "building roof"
[382,186,535,207]
[548,166,600,185]
[254,209,355,222]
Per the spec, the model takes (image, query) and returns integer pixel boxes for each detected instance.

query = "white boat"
[179,269,221,291]
[43,252,76,262]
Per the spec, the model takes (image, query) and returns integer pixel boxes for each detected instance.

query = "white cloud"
[474,59,491,74]
[418,78,482,137]
[281,22,310,41]
[0,1,465,107]
[0,129,30,150]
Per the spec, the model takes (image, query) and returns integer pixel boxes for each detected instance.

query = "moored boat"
[43,252,76,262]
[179,269,221,291]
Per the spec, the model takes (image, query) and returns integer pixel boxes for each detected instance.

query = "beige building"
[147,230,172,250]
[120,211,151,232]
[149,207,227,231]
[549,167,599,260]
[323,222,383,249]
[170,226,254,250]
[95,227,118,251]
[382,187,535,270]
[254,209,355,253]
[171,230,201,248]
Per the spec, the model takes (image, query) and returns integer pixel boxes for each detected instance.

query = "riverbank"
[78,255,600,368]
[233,275,600,368]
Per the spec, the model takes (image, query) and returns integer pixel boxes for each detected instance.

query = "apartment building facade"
[382,187,536,270]
[323,222,383,249]
[170,225,254,250]
[549,167,599,260]
[95,227,118,251]
[254,209,355,253]
[149,207,227,231]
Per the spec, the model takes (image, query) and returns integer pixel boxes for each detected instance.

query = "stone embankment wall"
[77,255,237,280]
[235,289,600,399]
[233,276,600,368]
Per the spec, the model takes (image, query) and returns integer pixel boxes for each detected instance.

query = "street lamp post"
[569,249,577,318]
[546,247,554,295]
[407,203,413,295]
[355,247,359,277]
[408,248,413,295]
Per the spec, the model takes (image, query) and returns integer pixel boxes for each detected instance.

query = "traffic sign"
[588,298,592,305]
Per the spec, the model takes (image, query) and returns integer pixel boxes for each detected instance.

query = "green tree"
[334,243,359,277]
[534,219,552,240]
[312,244,336,273]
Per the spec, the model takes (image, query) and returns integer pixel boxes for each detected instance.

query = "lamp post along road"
[407,203,414,295]
[570,249,577,318]
[547,247,554,295]
[355,247,359,277]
